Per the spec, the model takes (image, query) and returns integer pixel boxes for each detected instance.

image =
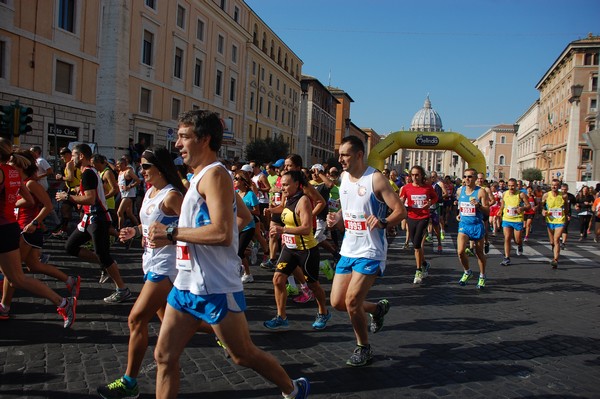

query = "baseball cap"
[311,163,324,172]
[273,159,285,168]
[241,164,253,172]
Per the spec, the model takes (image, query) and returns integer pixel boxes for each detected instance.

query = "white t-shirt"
[36,157,52,190]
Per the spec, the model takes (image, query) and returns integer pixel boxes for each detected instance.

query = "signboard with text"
[48,124,79,138]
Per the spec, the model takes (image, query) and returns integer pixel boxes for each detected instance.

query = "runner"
[456,168,489,289]
[399,166,438,285]
[488,182,502,236]
[476,173,494,254]
[541,179,568,269]
[498,178,531,266]
[52,147,81,239]
[233,171,259,283]
[149,110,309,399]
[560,183,577,249]
[575,185,595,241]
[328,135,406,367]
[116,155,141,230]
[523,186,537,242]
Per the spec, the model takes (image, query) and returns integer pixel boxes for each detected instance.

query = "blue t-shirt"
[240,190,259,232]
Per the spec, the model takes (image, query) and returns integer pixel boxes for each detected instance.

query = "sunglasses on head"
[141,163,154,170]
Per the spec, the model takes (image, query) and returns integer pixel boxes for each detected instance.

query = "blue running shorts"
[502,221,524,231]
[458,222,485,241]
[336,256,384,276]
[144,271,171,284]
[167,287,246,325]
[546,223,565,230]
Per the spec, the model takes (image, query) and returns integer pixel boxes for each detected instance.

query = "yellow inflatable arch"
[367,131,486,175]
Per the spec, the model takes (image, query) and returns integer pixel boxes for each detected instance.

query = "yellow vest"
[281,207,317,251]
[545,192,566,225]
[502,191,523,222]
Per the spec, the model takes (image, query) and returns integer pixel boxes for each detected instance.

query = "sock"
[283,380,298,399]
[464,269,472,275]
[480,274,486,279]
[117,287,129,293]
[287,276,297,288]
[59,298,67,308]
[122,374,137,388]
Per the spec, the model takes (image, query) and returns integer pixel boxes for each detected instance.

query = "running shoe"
[66,275,81,298]
[99,270,111,284]
[551,259,558,269]
[500,257,511,266]
[560,242,566,250]
[516,244,523,256]
[346,345,373,367]
[476,277,486,290]
[39,253,51,264]
[263,315,289,330]
[241,274,254,283]
[524,236,529,242]
[249,243,258,265]
[293,290,314,303]
[286,283,300,296]
[422,261,431,278]
[440,230,445,240]
[104,288,133,304]
[369,299,390,333]
[437,244,443,253]
[214,336,230,358]
[465,247,474,257]
[97,377,139,399]
[51,230,69,240]
[0,303,9,320]
[312,312,332,330]
[292,377,310,399]
[484,241,490,254]
[319,259,335,280]
[458,270,473,286]
[425,234,433,242]
[595,236,599,243]
[57,297,77,329]
[403,241,410,250]
[260,258,276,270]
[413,269,424,285]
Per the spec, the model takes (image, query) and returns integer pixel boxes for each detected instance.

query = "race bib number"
[343,211,367,236]
[460,201,476,217]
[176,244,192,271]
[273,192,282,206]
[281,233,297,249]
[411,194,427,209]
[549,208,563,218]
[142,225,149,238]
[506,207,518,217]
[328,198,340,211]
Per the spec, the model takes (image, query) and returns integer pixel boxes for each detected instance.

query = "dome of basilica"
[410,96,443,132]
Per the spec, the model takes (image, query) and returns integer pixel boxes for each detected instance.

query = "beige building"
[535,34,598,185]
[473,124,517,181]
[327,86,368,157]
[513,101,540,181]
[0,0,302,161]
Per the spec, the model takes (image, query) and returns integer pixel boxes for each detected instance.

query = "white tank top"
[339,166,388,263]
[252,173,269,204]
[139,184,180,280]
[173,162,242,295]
[118,167,137,198]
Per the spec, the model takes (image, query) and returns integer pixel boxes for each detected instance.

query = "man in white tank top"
[327,136,406,367]
[147,110,309,399]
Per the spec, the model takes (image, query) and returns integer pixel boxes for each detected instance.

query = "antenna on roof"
[328,69,331,86]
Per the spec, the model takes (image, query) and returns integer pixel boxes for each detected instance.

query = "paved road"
[1,216,599,398]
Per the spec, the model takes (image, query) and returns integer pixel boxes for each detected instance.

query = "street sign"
[556,172,561,177]
[167,128,175,142]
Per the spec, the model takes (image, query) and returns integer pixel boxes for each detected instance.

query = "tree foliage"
[522,168,543,182]
[244,136,289,165]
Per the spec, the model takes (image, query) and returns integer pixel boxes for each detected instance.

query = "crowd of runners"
[1,109,599,399]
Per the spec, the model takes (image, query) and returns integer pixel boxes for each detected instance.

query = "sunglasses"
[463,175,475,178]
[141,163,154,170]
[411,174,420,177]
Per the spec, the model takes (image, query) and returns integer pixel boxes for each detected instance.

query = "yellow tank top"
[281,203,317,251]
[502,191,523,222]
[100,168,116,210]
[65,166,82,192]
[545,192,566,225]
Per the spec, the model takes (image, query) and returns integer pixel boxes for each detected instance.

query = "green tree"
[522,168,543,182]
[244,136,289,165]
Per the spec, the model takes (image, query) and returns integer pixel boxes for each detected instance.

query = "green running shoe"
[286,284,299,296]
[97,377,139,399]
[476,277,486,289]
[459,271,473,286]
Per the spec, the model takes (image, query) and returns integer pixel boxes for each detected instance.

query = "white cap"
[241,164,253,172]
[311,163,324,172]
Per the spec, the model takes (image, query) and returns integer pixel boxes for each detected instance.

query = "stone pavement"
[1,216,599,398]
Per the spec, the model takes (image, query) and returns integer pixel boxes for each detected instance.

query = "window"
[500,135,506,144]
[267,101,271,117]
[145,0,156,9]
[55,60,73,94]
[196,19,205,41]
[259,97,263,114]
[171,98,181,120]
[592,76,598,92]
[142,30,153,66]
[233,6,240,22]
[176,5,185,29]
[261,67,264,81]
[174,47,183,78]
[215,70,222,96]
[275,105,278,121]
[591,98,597,111]
[140,88,151,113]
[0,40,5,79]
[194,58,203,87]
[499,155,505,165]
[250,92,254,110]
[582,148,592,162]
[58,0,75,33]
[220,0,226,10]
[231,45,237,63]
[269,73,272,86]
[229,77,236,102]
[252,61,256,75]
[217,34,224,54]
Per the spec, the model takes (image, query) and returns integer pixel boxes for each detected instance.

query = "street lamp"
[299,79,309,163]
[344,118,351,137]
[488,139,494,179]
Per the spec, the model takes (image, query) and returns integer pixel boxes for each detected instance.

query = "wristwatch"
[166,225,177,244]
[32,220,39,226]
[378,218,388,228]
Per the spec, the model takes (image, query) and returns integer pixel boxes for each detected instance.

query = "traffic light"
[0,104,14,139]
[16,104,33,137]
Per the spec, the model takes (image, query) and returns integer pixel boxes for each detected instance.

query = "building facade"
[513,101,540,181]
[0,0,302,161]
[474,124,517,181]
[535,34,599,184]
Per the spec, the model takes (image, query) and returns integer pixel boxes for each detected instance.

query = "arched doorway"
[367,131,486,174]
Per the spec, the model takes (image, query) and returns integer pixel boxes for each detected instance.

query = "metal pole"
[53,107,59,172]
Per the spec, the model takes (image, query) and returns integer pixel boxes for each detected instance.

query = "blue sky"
[245,0,600,139]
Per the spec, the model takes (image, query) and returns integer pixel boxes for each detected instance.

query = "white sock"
[282,380,298,399]
[287,276,297,288]
[59,298,67,308]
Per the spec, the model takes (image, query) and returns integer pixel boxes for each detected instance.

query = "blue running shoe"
[263,315,289,330]
[292,377,310,398]
[312,312,332,330]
